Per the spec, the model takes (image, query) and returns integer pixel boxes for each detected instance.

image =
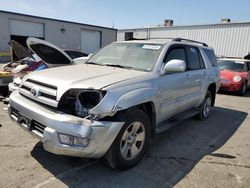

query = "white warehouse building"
[0,10,117,62]
[118,19,250,58]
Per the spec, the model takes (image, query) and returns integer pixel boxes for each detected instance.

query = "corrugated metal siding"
[0,12,11,52]
[0,11,117,62]
[118,23,250,57]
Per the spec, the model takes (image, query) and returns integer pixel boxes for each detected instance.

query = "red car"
[218,58,250,95]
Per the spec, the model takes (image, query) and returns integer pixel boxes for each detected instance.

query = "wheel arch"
[208,83,216,106]
[104,101,157,137]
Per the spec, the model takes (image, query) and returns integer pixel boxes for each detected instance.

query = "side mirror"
[162,59,186,74]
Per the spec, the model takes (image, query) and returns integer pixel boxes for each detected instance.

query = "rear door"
[184,45,206,107]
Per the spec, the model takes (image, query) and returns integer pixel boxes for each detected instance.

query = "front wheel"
[104,109,151,170]
[196,90,212,120]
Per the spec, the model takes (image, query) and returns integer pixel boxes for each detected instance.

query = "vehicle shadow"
[31,106,247,188]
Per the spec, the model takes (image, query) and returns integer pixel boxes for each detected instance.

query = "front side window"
[87,43,163,71]
[164,48,186,63]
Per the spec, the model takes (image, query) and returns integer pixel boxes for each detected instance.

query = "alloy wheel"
[203,96,212,118]
[120,121,145,160]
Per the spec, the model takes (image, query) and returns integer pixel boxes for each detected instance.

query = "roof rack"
[172,38,208,47]
[125,37,209,47]
[125,37,174,41]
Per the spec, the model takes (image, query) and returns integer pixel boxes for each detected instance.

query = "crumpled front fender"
[89,87,158,116]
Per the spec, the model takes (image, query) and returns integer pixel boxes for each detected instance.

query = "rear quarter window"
[203,49,217,67]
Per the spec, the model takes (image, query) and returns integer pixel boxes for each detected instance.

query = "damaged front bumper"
[8,91,124,158]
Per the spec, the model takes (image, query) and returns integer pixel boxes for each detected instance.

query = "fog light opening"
[58,133,89,147]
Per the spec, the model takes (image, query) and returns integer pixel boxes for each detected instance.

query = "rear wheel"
[104,109,151,170]
[196,90,212,120]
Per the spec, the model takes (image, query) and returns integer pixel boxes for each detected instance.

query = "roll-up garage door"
[81,30,101,54]
[9,19,45,38]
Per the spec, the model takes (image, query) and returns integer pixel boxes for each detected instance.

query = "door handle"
[186,73,190,80]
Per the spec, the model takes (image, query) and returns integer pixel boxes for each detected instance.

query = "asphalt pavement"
[0,92,250,188]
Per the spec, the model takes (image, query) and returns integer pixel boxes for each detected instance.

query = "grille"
[221,77,230,83]
[19,79,58,107]
[31,120,46,134]
[11,107,46,136]
[11,107,19,118]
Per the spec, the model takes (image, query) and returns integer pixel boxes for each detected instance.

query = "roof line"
[118,21,250,31]
[0,9,117,31]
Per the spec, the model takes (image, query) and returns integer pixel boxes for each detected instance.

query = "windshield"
[218,60,245,72]
[87,43,163,71]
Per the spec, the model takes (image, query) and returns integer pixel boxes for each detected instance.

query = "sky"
[0,0,250,29]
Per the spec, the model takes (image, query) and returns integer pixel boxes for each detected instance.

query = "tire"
[238,82,247,96]
[104,109,151,170]
[195,90,212,120]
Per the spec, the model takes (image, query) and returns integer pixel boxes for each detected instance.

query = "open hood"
[9,40,31,60]
[26,37,73,66]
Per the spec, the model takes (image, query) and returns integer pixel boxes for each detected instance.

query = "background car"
[2,38,90,97]
[218,58,250,95]
[0,40,45,97]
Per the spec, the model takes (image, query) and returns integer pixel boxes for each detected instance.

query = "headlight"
[58,133,89,147]
[233,75,241,82]
[58,89,106,118]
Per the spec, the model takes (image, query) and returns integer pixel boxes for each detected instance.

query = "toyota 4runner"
[8,38,220,170]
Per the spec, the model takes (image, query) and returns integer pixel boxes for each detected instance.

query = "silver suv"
[8,38,220,170]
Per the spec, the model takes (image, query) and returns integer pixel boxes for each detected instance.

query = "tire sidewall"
[109,109,151,170]
[200,90,212,120]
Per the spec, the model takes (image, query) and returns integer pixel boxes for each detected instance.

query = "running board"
[155,108,200,134]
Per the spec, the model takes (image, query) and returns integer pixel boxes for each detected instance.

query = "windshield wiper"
[85,62,103,66]
[103,64,133,70]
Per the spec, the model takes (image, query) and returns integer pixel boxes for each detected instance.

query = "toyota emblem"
[30,87,38,97]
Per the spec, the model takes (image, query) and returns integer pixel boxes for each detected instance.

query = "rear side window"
[186,47,204,70]
[204,49,217,67]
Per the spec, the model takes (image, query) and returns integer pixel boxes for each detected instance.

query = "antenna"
[112,16,114,29]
